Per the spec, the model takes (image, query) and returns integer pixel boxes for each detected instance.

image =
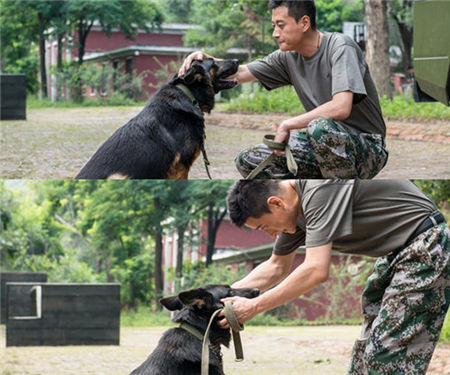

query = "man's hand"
[273,120,293,156]
[217,296,259,328]
[178,51,217,76]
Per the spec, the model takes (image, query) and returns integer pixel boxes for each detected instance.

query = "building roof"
[83,45,249,62]
[90,22,202,35]
[212,243,363,264]
[84,45,198,61]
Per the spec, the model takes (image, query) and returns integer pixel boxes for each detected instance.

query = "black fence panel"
[0,74,27,120]
[6,283,121,346]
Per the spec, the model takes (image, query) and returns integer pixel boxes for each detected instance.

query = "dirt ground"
[0,107,449,179]
[1,325,449,375]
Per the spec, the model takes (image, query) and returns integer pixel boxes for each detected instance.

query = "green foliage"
[0,0,40,92]
[440,310,450,343]
[379,95,450,120]
[184,0,276,59]
[226,85,305,114]
[226,85,450,119]
[413,180,450,209]
[111,252,155,309]
[157,0,194,23]
[316,0,364,32]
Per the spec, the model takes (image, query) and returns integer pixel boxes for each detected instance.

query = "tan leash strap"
[201,143,212,179]
[223,300,244,361]
[246,134,298,179]
[201,308,222,375]
[201,301,245,375]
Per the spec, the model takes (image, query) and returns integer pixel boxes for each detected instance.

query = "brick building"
[45,22,246,101]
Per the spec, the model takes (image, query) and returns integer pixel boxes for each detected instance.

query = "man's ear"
[267,196,284,209]
[160,295,183,311]
[178,288,214,309]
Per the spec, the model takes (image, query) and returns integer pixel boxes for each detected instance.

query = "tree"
[0,1,41,94]
[159,0,194,23]
[185,0,276,59]
[364,0,392,99]
[194,181,233,267]
[389,0,413,73]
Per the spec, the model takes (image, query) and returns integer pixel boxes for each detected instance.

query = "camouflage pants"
[235,118,388,179]
[348,223,450,375]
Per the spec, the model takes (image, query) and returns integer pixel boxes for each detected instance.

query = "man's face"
[271,6,305,51]
[244,200,298,238]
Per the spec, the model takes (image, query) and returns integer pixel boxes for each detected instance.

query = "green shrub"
[226,85,303,115]
[226,84,450,119]
[121,306,172,327]
[439,310,450,343]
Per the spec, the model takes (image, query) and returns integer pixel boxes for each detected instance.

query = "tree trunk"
[391,13,413,72]
[38,29,48,99]
[175,224,187,291]
[56,34,64,101]
[364,0,392,99]
[154,197,164,311]
[397,22,413,72]
[175,224,187,278]
[205,203,227,267]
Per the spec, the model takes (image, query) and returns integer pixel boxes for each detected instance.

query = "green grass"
[27,94,145,109]
[225,85,450,120]
[121,307,172,327]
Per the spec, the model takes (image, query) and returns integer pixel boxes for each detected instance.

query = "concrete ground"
[1,325,449,375]
[0,107,449,179]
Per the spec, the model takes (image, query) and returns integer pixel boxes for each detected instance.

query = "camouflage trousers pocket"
[356,133,389,179]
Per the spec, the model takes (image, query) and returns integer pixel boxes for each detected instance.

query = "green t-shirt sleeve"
[273,228,306,255]
[247,50,291,91]
[303,181,354,248]
[330,44,367,101]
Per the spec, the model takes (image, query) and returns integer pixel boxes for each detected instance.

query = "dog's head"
[173,58,239,112]
[160,284,259,313]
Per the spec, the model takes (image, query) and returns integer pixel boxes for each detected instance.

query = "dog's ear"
[180,64,203,85]
[160,295,183,311]
[178,288,214,309]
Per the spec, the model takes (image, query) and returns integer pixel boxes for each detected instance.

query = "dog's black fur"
[75,59,239,179]
[129,284,259,375]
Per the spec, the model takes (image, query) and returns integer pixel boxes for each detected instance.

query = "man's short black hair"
[226,180,282,227]
[268,0,317,29]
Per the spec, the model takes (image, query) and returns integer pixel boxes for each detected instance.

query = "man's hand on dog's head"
[179,51,210,76]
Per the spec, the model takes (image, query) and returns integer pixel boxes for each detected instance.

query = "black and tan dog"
[129,284,259,375]
[75,58,239,179]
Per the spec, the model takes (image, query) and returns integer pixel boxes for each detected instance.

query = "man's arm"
[231,251,296,292]
[220,242,332,326]
[273,91,353,154]
[178,51,256,84]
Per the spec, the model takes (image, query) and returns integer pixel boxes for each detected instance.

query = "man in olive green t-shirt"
[179,1,388,179]
[221,180,449,375]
